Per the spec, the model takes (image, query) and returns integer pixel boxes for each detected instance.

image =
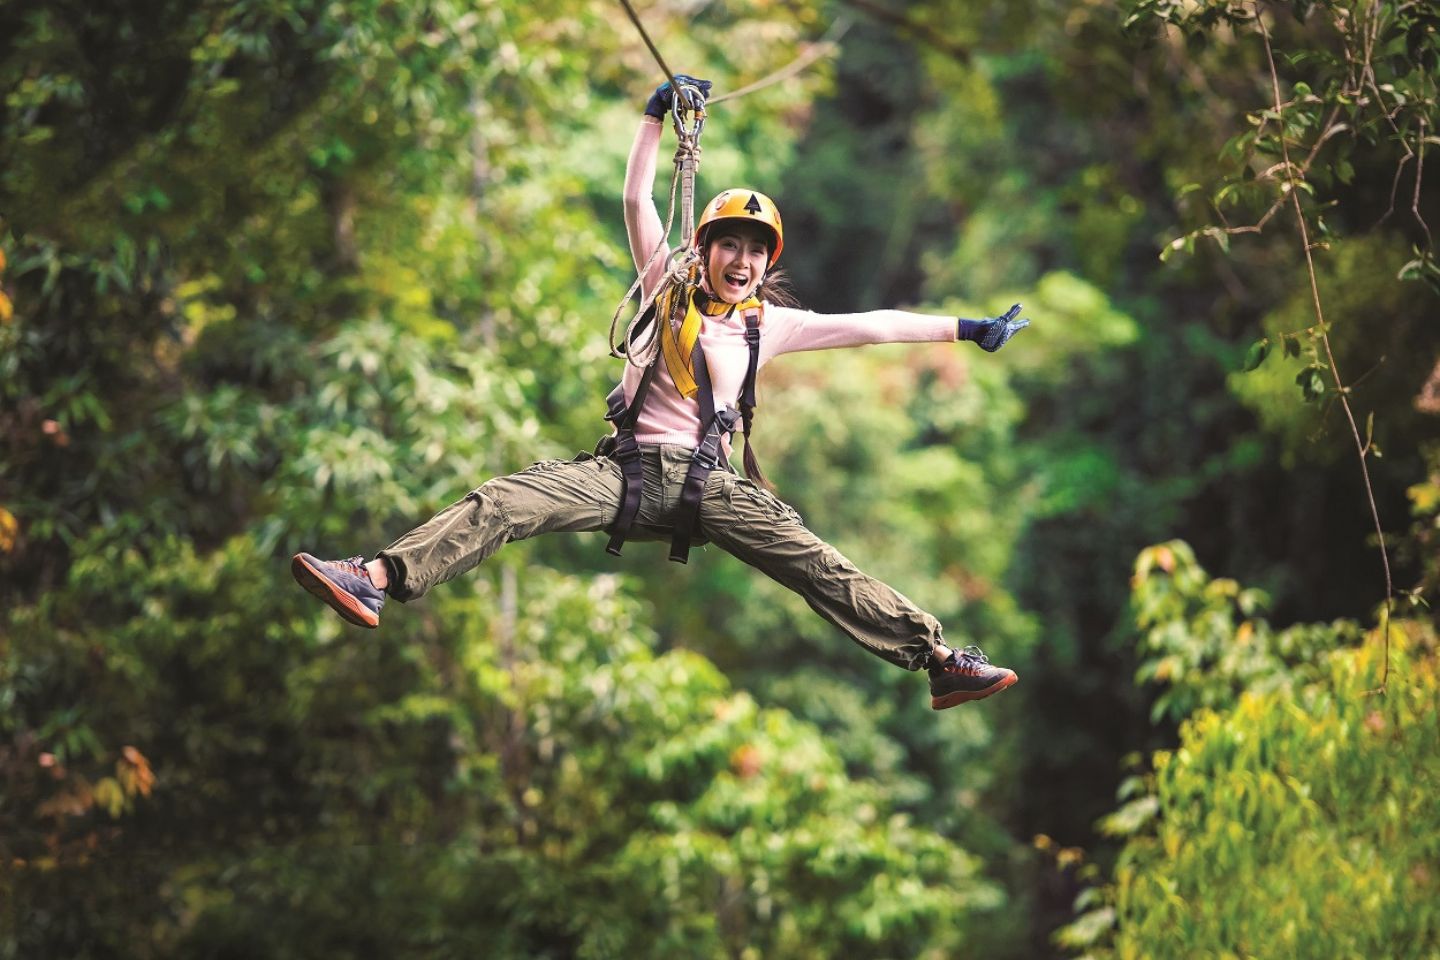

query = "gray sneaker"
[291,553,385,628]
[928,645,1017,709]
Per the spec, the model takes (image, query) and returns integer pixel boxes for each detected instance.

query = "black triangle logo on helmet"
[744,193,763,215]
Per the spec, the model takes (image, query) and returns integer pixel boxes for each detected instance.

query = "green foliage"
[1128,0,1440,280]
[1130,540,1361,723]
[3,0,1437,955]
[2,540,1001,958]
[1229,233,1439,465]
[1,2,1012,957]
[1063,541,1440,958]
[1404,445,1440,606]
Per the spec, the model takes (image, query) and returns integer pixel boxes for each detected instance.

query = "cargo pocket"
[734,479,804,530]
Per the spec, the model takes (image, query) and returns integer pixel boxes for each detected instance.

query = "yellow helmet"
[694,189,784,267]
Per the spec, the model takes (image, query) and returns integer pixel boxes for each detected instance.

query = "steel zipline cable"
[616,0,682,96]
[709,17,853,105]
[615,0,851,109]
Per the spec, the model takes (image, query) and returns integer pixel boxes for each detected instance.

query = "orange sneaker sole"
[931,670,1017,710]
[291,554,380,628]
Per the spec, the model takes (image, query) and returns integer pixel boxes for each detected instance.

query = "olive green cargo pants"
[378,444,942,671]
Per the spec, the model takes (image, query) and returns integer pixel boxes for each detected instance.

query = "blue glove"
[958,304,1030,352]
[644,74,712,119]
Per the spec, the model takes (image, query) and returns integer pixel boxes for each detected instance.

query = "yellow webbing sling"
[658,289,761,398]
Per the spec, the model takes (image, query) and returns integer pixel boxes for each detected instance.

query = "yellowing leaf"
[1155,545,1176,573]
[94,777,126,818]
[118,745,156,798]
[0,507,17,552]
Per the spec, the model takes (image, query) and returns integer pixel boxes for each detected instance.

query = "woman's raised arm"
[622,116,668,298]
[624,76,712,299]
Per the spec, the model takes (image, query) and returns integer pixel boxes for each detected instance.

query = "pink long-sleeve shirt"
[619,117,956,448]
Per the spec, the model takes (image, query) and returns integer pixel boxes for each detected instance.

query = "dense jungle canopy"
[2,0,1437,957]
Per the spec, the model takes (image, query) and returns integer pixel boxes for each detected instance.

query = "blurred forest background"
[2,0,1438,957]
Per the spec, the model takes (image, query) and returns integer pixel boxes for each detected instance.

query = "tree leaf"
[1243,339,1270,372]
[1296,366,1326,401]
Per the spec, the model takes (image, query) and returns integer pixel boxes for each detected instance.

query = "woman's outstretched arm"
[762,304,1030,361]
[761,306,958,359]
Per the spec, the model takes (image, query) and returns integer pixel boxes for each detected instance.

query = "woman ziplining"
[292,74,1031,709]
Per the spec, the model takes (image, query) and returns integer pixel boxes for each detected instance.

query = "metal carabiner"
[665,245,702,288]
[670,80,707,142]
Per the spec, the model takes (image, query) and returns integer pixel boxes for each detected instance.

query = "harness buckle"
[604,388,628,423]
[612,433,642,462]
[691,446,721,471]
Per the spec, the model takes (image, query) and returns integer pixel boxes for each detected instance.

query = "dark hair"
[738,410,770,490]
[754,266,800,309]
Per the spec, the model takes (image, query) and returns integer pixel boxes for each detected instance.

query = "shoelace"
[940,645,992,676]
[335,556,372,582]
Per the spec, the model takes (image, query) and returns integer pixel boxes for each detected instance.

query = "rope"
[617,0,849,109]
[606,147,705,364]
[616,0,681,97]
[676,127,701,244]
[606,114,705,366]
[708,16,853,105]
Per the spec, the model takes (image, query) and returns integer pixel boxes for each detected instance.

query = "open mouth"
[723,272,749,293]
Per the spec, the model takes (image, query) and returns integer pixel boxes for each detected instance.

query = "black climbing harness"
[602,301,762,564]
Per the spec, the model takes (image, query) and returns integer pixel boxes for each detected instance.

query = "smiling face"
[703,221,773,304]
